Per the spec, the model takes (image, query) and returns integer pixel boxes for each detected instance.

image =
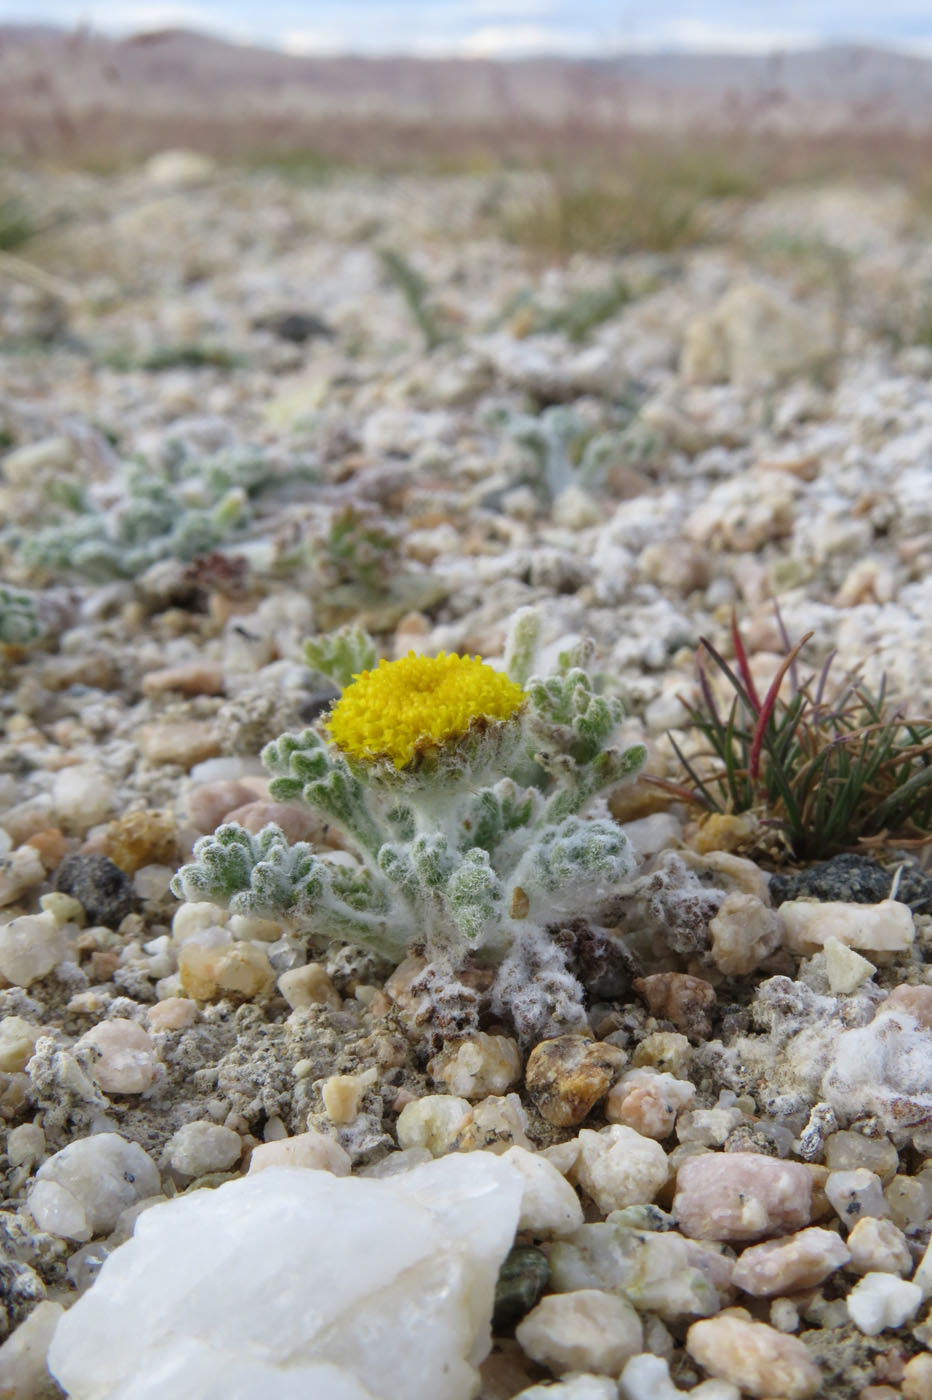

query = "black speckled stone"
[770,852,932,914]
[55,853,137,928]
[492,1246,550,1329]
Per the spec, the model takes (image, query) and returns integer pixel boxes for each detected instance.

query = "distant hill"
[2,25,931,162]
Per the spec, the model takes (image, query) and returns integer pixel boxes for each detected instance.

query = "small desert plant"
[656,613,932,861]
[172,615,646,1039]
[378,246,454,350]
[0,584,43,646]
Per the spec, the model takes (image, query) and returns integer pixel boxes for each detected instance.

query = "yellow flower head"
[326,651,525,769]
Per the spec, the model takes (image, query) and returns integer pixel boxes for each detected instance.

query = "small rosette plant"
[172,615,646,979]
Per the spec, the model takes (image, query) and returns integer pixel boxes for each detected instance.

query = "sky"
[3,0,932,59]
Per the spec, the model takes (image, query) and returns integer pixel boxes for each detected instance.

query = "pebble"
[885,1174,931,1234]
[824,1130,898,1183]
[0,910,70,986]
[451,1092,534,1154]
[142,662,226,697]
[171,900,228,942]
[52,763,114,834]
[823,936,876,993]
[708,892,785,976]
[55,853,137,927]
[846,1272,924,1335]
[492,1245,550,1328]
[516,1289,644,1376]
[674,1153,813,1241]
[633,972,717,1039]
[516,1378,617,1400]
[75,1018,158,1094]
[396,1094,471,1156]
[428,1032,523,1100]
[605,1067,696,1138]
[675,1105,744,1148]
[825,1168,891,1226]
[686,1311,822,1398]
[224,799,327,844]
[524,1034,626,1126]
[186,779,260,832]
[883,983,932,1028]
[570,1125,670,1214]
[902,1354,932,1400]
[731,1226,850,1296]
[846,1216,912,1275]
[139,720,222,768]
[101,809,177,875]
[322,1071,374,1124]
[0,845,46,909]
[167,1121,243,1176]
[780,898,914,955]
[23,827,69,872]
[620,1354,741,1400]
[0,1014,42,1071]
[277,962,342,1011]
[178,938,275,1001]
[247,1128,351,1176]
[0,1299,65,1400]
[7,1121,46,1167]
[500,1145,585,1237]
[29,1132,160,1240]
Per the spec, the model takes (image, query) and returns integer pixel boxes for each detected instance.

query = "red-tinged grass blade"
[749,633,813,781]
[772,598,801,696]
[731,609,762,713]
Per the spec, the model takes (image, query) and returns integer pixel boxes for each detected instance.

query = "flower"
[326,651,525,769]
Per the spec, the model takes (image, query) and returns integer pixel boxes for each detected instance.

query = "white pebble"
[168,1121,243,1177]
[75,1019,158,1094]
[7,1122,46,1167]
[0,1300,65,1400]
[248,1128,351,1176]
[0,847,48,912]
[516,1289,643,1376]
[516,1377,618,1399]
[781,898,914,955]
[428,1033,522,1099]
[571,1125,669,1214]
[500,1145,584,1237]
[620,1353,740,1400]
[823,937,876,994]
[846,1216,912,1275]
[0,910,69,986]
[30,1132,160,1240]
[846,1272,924,1335]
[52,764,114,833]
[825,1169,890,1227]
[0,1014,41,1071]
[397,1095,471,1156]
[171,901,229,944]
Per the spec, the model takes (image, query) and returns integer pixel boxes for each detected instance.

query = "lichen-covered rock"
[55,854,137,928]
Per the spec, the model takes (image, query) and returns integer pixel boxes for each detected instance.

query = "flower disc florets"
[326,651,526,770]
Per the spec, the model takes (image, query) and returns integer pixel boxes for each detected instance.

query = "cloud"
[457,23,604,55]
[628,18,821,53]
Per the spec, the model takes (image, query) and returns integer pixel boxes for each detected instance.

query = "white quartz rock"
[780,899,913,955]
[48,1153,523,1400]
[846,1272,924,1335]
[0,909,69,985]
[501,1145,584,1237]
[0,1300,65,1400]
[29,1133,161,1242]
